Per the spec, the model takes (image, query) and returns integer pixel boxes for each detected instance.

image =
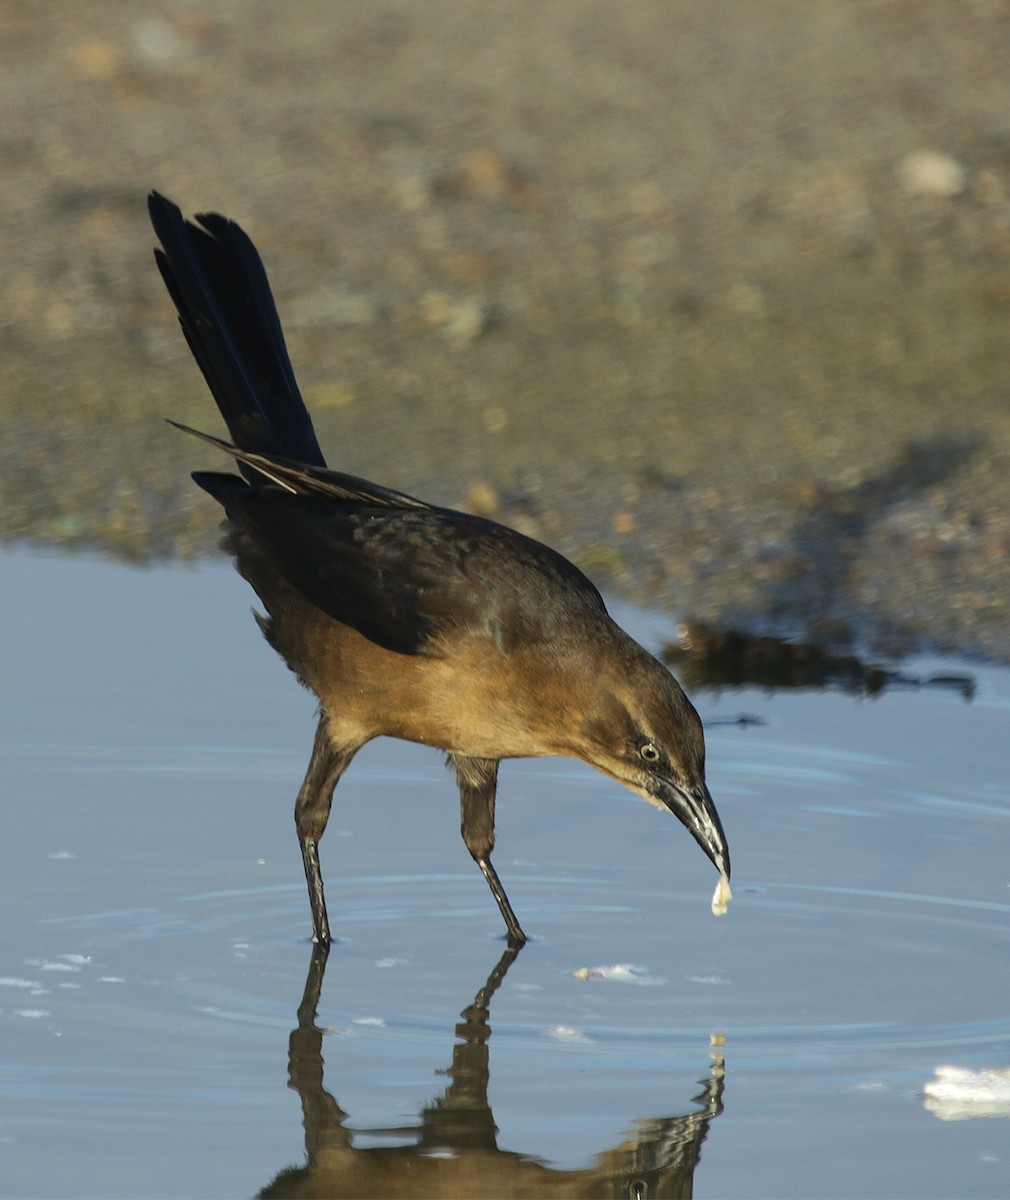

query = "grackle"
[148,191,730,947]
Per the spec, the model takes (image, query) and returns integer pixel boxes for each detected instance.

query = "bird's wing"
[170,420,429,510]
[194,471,607,657]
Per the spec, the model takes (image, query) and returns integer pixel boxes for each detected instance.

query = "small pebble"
[897,150,967,198]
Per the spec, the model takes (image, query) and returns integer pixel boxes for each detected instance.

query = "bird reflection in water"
[258,945,725,1199]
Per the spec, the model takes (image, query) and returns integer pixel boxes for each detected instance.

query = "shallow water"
[2,549,1008,1198]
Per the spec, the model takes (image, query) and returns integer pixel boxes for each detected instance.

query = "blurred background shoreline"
[3,1,1009,660]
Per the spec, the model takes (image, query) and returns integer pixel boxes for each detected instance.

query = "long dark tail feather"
[148,191,326,472]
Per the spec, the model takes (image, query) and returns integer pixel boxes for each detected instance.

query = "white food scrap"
[924,1065,1010,1121]
[711,873,732,916]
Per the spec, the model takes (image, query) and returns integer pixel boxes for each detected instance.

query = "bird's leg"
[295,713,361,946]
[451,755,527,946]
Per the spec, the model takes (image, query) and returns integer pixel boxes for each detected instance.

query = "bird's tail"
[148,191,326,472]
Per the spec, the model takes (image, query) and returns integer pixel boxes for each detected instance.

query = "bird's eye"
[639,742,660,763]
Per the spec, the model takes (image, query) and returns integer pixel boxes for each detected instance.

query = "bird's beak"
[655,779,731,880]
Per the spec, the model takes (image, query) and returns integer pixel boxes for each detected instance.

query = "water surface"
[2,550,1008,1197]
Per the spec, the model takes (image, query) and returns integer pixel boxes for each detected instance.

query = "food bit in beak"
[711,872,732,917]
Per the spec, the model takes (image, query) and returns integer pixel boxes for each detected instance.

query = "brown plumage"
[149,191,730,947]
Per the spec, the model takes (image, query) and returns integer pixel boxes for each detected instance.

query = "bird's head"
[571,644,730,884]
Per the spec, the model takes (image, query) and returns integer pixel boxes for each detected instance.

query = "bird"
[148,190,731,948]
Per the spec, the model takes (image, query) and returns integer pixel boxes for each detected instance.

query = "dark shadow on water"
[664,621,975,699]
[258,944,725,1199]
